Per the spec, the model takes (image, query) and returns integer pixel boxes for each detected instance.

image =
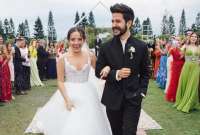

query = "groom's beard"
[112,25,127,37]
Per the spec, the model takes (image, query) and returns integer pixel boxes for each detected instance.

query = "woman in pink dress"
[0,45,12,102]
[166,37,185,102]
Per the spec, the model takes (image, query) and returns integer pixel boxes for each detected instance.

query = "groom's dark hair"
[110,3,134,23]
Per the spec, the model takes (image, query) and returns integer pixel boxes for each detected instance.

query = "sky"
[0,0,199,40]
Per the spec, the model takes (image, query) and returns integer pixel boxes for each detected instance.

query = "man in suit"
[37,39,49,81]
[95,3,150,135]
[14,36,27,95]
[94,35,102,57]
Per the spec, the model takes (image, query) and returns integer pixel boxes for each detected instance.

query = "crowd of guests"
[0,35,64,105]
[1,31,199,113]
[151,30,200,113]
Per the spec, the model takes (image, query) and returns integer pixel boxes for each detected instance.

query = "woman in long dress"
[6,43,15,86]
[156,40,168,89]
[25,27,112,135]
[165,37,185,102]
[0,45,12,102]
[29,40,44,87]
[153,40,161,79]
[174,32,200,113]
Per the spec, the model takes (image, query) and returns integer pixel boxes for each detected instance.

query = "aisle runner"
[138,109,162,130]
[95,78,162,134]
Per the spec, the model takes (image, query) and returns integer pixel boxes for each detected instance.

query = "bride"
[25,27,112,135]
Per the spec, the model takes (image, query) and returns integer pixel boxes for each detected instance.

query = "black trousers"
[22,66,31,90]
[106,96,142,135]
[37,59,48,80]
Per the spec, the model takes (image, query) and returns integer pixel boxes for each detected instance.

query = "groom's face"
[112,13,127,37]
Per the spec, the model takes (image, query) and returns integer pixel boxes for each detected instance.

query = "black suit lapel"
[112,37,124,66]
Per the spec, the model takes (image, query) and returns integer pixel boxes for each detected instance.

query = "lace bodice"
[64,56,91,83]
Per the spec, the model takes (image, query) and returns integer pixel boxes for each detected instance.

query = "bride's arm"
[89,52,110,76]
[57,57,74,111]
[90,52,96,69]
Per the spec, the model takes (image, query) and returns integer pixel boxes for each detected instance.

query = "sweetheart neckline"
[64,58,89,72]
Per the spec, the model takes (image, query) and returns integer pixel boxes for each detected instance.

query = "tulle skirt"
[25,81,112,135]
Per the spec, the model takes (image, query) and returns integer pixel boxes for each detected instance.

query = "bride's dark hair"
[67,27,86,40]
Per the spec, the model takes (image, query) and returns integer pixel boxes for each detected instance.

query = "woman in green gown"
[29,40,44,87]
[174,32,200,113]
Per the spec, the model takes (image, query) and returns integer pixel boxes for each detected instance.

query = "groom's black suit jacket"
[95,36,150,110]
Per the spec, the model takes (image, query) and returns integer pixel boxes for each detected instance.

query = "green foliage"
[0,20,6,41]
[74,11,80,25]
[17,22,25,36]
[9,18,15,38]
[34,17,45,39]
[80,12,89,29]
[48,11,57,43]
[133,34,142,40]
[158,34,170,40]
[179,9,186,35]
[88,11,95,27]
[169,15,176,35]
[85,26,96,48]
[161,15,169,35]
[24,19,30,38]
[132,17,142,35]
[142,17,153,41]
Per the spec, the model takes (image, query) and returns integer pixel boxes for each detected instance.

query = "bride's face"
[69,31,85,53]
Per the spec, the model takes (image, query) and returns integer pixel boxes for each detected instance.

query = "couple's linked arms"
[95,47,132,82]
[95,45,150,96]
[95,47,118,82]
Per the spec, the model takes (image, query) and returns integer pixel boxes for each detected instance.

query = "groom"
[95,3,150,135]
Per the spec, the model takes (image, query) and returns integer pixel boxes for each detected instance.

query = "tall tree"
[168,15,176,35]
[142,17,153,40]
[195,12,200,35]
[74,11,80,25]
[88,11,95,27]
[146,17,153,36]
[3,18,10,39]
[34,17,45,39]
[132,17,142,34]
[48,11,57,43]
[80,12,88,29]
[9,18,15,38]
[161,15,169,35]
[191,23,197,31]
[24,19,30,39]
[17,22,25,36]
[0,20,5,39]
[179,9,186,35]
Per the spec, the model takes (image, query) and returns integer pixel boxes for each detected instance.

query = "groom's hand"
[117,68,131,79]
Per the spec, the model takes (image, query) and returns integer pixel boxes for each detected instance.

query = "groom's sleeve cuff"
[116,70,122,81]
[141,93,146,98]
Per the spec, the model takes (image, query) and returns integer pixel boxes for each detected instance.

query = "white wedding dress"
[25,54,112,135]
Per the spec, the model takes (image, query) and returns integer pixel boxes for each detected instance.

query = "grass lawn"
[0,79,200,135]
